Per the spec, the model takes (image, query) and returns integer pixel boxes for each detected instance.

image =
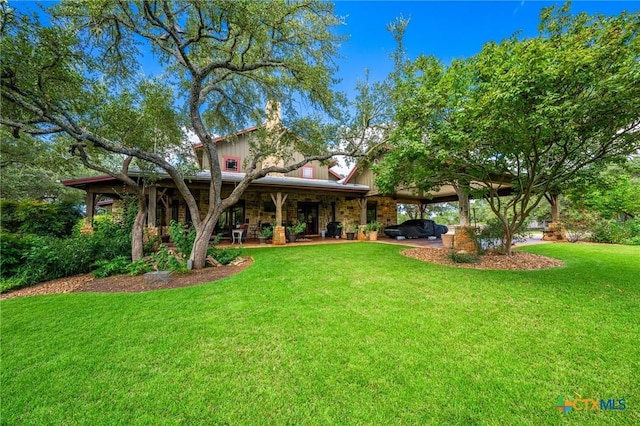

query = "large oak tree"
[1,0,369,268]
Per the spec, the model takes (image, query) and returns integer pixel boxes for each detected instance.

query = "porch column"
[358,198,367,241]
[270,192,288,245]
[543,193,566,241]
[147,186,157,227]
[146,186,159,240]
[455,186,470,226]
[82,191,95,233]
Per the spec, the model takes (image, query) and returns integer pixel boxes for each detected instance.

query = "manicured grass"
[2,243,638,425]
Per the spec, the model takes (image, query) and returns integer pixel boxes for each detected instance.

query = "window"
[224,156,240,172]
[302,165,314,179]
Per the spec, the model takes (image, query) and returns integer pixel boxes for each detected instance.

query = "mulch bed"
[402,248,564,270]
[0,258,253,300]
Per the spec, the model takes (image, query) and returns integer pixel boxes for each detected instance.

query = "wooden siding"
[199,136,331,180]
[201,135,254,171]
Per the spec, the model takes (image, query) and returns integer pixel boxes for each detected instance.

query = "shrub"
[449,250,479,264]
[473,219,528,254]
[562,210,598,243]
[92,256,132,278]
[0,233,38,278]
[0,199,82,238]
[126,259,153,276]
[168,220,196,259]
[590,218,640,245]
[207,246,242,265]
[149,245,189,273]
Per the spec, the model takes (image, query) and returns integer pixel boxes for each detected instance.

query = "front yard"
[1,243,638,425]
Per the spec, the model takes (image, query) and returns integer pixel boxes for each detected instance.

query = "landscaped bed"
[1,243,638,425]
[0,258,252,300]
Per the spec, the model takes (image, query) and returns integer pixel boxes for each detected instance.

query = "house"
[62,106,470,242]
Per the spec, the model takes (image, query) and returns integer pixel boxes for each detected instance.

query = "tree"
[1,1,366,269]
[377,4,640,254]
[565,157,640,220]
[0,128,84,202]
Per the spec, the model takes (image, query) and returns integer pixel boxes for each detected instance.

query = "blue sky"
[333,1,639,95]
[11,1,639,100]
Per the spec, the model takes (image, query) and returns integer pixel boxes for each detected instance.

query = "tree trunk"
[131,196,147,261]
[455,185,470,226]
[189,211,221,269]
[502,225,514,256]
[548,193,560,223]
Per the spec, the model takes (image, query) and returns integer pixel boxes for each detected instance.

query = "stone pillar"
[82,192,95,233]
[272,225,286,245]
[357,225,367,241]
[453,226,477,253]
[543,222,567,241]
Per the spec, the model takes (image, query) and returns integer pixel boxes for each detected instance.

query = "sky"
[332,1,639,95]
[11,1,638,99]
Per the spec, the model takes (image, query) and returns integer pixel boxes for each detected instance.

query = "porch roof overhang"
[61,171,370,194]
[377,183,514,205]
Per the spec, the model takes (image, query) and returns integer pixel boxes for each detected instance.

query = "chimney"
[265,100,281,130]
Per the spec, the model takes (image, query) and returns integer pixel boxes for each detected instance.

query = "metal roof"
[62,171,370,194]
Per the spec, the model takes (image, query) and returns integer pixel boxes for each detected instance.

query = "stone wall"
[170,189,398,235]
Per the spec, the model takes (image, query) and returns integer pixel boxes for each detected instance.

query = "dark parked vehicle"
[383,219,448,239]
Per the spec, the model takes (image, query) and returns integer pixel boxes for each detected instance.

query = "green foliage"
[590,219,640,246]
[1,213,134,292]
[126,258,153,276]
[286,222,306,235]
[448,250,479,264]
[365,221,381,232]
[342,220,358,233]
[258,226,273,239]
[561,210,598,243]
[565,159,640,220]
[92,256,132,278]
[0,233,37,278]
[148,245,189,273]
[0,199,82,237]
[168,221,196,259]
[472,219,529,255]
[379,4,640,254]
[207,247,242,266]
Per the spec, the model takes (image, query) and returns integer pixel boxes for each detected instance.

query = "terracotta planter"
[442,233,454,249]
[368,231,378,241]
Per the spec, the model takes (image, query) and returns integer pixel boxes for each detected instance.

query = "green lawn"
[1,243,638,425]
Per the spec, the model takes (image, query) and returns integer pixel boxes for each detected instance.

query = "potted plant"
[258,225,273,244]
[285,222,306,243]
[364,221,381,241]
[344,220,358,240]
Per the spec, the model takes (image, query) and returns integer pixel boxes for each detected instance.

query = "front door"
[297,202,319,234]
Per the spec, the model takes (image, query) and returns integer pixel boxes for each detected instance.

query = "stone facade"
[453,226,478,253]
[171,189,397,236]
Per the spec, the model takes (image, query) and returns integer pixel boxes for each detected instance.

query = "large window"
[224,156,240,172]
